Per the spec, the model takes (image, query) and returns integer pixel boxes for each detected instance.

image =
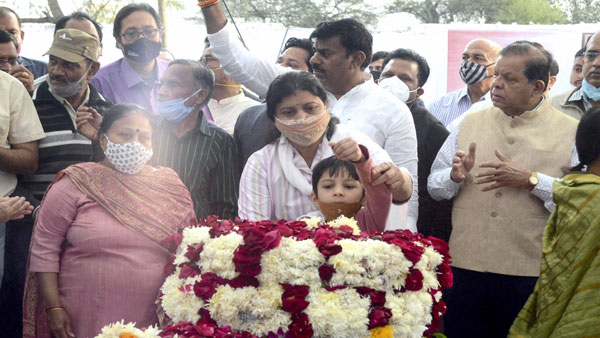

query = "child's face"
[312,169,364,205]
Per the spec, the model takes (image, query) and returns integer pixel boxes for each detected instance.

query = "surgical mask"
[581,79,600,101]
[371,70,382,81]
[318,200,363,222]
[47,67,90,98]
[274,111,331,146]
[122,38,161,63]
[459,60,494,85]
[379,76,411,103]
[103,135,153,175]
[158,88,204,123]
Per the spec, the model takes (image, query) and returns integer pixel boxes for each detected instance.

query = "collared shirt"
[151,113,240,220]
[91,57,169,115]
[207,92,260,134]
[18,56,47,79]
[573,88,594,111]
[47,86,91,128]
[427,97,578,213]
[0,72,45,197]
[427,86,490,126]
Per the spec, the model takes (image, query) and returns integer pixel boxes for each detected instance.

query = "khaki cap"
[45,29,100,63]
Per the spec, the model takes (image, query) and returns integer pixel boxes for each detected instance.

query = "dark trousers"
[443,267,537,338]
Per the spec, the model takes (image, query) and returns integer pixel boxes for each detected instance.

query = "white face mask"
[103,135,153,175]
[379,76,411,103]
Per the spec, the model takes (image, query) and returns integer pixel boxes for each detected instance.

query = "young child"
[306,137,393,232]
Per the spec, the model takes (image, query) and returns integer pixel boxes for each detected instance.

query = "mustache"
[49,75,69,83]
[312,65,326,73]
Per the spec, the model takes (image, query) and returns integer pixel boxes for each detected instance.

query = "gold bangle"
[45,306,65,313]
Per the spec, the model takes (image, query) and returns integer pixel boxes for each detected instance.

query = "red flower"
[368,307,392,329]
[281,284,310,313]
[355,287,386,308]
[318,264,336,282]
[288,313,313,338]
[405,268,424,291]
[160,233,183,252]
[193,273,225,300]
[179,263,201,279]
[437,262,453,289]
[233,246,262,276]
[229,275,259,288]
[325,285,347,291]
[184,243,204,262]
[388,239,424,265]
[164,253,176,275]
[261,229,282,251]
[313,228,338,247]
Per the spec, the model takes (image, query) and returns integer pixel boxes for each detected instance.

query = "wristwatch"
[528,171,539,186]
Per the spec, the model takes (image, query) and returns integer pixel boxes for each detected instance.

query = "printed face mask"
[158,88,204,123]
[274,111,331,147]
[103,135,153,175]
[122,38,162,63]
[47,66,90,98]
[459,60,494,85]
[318,200,363,222]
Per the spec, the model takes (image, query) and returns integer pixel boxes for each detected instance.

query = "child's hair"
[571,107,600,172]
[312,156,360,197]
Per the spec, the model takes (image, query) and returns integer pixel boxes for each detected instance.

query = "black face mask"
[122,38,161,63]
[371,70,382,81]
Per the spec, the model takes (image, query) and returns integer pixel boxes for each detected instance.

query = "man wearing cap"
[0,29,111,335]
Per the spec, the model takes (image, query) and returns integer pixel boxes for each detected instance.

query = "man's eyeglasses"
[121,28,161,42]
[0,58,19,67]
[584,50,600,62]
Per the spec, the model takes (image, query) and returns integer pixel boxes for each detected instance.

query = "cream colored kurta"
[451,100,578,277]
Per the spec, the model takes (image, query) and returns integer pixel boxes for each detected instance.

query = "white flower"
[301,217,322,229]
[327,215,361,235]
[160,272,204,323]
[173,227,212,265]
[329,239,411,290]
[208,285,291,337]
[95,320,159,338]
[199,232,243,279]
[259,237,324,288]
[305,288,371,338]
[386,291,433,338]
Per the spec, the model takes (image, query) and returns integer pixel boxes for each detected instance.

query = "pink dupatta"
[23,162,196,338]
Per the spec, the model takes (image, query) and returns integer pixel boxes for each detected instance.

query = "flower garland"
[98,216,452,338]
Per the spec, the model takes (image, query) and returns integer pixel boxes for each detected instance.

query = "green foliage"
[550,0,600,23]
[386,0,567,24]
[221,0,378,28]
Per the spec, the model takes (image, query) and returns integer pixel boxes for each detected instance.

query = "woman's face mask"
[274,111,331,147]
[103,135,153,175]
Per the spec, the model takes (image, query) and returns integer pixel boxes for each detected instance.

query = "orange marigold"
[119,333,138,338]
[370,325,393,338]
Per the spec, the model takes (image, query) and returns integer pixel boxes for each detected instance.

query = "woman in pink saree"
[23,104,196,338]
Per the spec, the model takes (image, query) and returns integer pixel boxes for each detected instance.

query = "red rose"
[281,284,310,313]
[261,229,282,251]
[368,307,392,329]
[437,262,453,289]
[229,275,259,288]
[184,243,204,262]
[193,273,225,300]
[318,264,336,282]
[179,263,201,279]
[318,243,342,258]
[389,239,424,264]
[160,233,183,252]
[355,287,386,308]
[313,228,338,247]
[273,225,294,237]
[233,246,263,276]
[288,313,313,338]
[405,268,424,291]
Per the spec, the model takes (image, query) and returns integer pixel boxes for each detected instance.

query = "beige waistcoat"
[451,100,578,276]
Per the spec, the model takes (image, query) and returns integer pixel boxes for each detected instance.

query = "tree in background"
[222,0,378,28]
[550,0,600,23]
[386,0,566,24]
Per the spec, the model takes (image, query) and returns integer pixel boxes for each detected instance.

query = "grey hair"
[168,59,214,107]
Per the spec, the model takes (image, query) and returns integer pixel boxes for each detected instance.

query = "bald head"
[464,38,502,63]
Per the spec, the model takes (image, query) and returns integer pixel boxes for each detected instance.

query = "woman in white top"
[238,71,413,221]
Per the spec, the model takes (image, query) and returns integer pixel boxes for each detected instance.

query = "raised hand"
[329,137,364,162]
[9,65,34,92]
[450,142,476,183]
[76,106,103,141]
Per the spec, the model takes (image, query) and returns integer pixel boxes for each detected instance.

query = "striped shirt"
[427,86,490,126]
[24,82,111,202]
[151,114,239,220]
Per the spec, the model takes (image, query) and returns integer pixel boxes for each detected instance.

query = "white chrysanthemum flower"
[94,320,148,337]
[259,237,324,287]
[387,291,433,338]
[327,215,361,235]
[199,232,243,279]
[329,239,411,290]
[208,285,290,337]
[160,272,204,323]
[305,288,370,338]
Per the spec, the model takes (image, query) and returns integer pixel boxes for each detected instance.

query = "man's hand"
[76,106,103,141]
[9,66,34,92]
[475,150,532,191]
[329,138,364,162]
[450,142,476,183]
[0,196,34,223]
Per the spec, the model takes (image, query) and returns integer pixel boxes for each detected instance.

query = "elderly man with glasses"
[550,31,600,120]
[91,3,166,115]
